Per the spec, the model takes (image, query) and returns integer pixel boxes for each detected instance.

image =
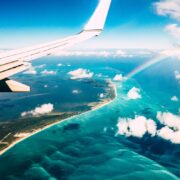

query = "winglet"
[84,0,111,34]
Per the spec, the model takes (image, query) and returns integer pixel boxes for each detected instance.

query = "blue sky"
[0,0,176,49]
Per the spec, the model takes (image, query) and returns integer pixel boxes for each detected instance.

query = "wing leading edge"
[0,0,111,92]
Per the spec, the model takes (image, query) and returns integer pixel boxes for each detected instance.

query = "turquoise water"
[0,55,179,179]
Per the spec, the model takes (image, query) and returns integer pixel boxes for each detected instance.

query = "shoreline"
[0,82,117,156]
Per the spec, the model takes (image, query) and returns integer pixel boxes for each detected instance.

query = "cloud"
[117,116,157,138]
[171,96,179,102]
[113,74,123,81]
[154,0,180,21]
[53,50,111,57]
[72,89,80,94]
[157,126,180,144]
[174,70,180,79]
[127,87,142,100]
[21,103,54,117]
[157,112,180,130]
[99,93,104,98]
[23,66,37,75]
[115,50,127,57]
[68,68,93,79]
[161,48,180,60]
[0,50,7,53]
[117,112,180,144]
[165,24,180,40]
[36,64,46,69]
[98,51,111,57]
[53,50,154,58]
[41,70,57,75]
[57,63,63,67]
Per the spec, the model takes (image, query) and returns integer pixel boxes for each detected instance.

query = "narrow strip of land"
[0,81,117,156]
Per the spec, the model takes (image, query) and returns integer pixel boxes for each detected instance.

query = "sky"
[0,0,179,49]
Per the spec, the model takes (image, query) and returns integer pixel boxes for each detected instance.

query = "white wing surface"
[0,0,111,92]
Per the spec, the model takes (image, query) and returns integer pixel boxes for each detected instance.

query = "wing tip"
[0,78,30,92]
[84,0,111,32]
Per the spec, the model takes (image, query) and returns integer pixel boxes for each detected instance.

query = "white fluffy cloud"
[41,70,57,75]
[68,68,93,79]
[156,112,180,144]
[99,93,104,98]
[113,74,123,81]
[117,116,157,138]
[127,87,142,100]
[117,112,180,144]
[165,24,180,40]
[157,126,180,144]
[155,0,180,21]
[21,103,54,117]
[157,112,180,130]
[171,96,179,102]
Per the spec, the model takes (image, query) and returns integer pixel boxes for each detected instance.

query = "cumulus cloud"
[68,68,93,79]
[127,87,142,100]
[157,126,180,144]
[21,103,54,117]
[99,93,104,98]
[155,0,180,21]
[72,89,80,94]
[117,116,157,138]
[41,70,57,75]
[157,112,180,130]
[113,74,124,81]
[165,24,180,40]
[171,96,179,102]
[117,112,180,144]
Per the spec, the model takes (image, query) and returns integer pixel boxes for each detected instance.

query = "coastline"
[0,82,117,156]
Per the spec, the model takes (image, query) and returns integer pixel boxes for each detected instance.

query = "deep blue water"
[0,55,179,179]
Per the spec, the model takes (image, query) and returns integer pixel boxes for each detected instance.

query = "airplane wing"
[0,0,111,92]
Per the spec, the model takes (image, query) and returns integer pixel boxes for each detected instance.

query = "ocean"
[0,52,179,179]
